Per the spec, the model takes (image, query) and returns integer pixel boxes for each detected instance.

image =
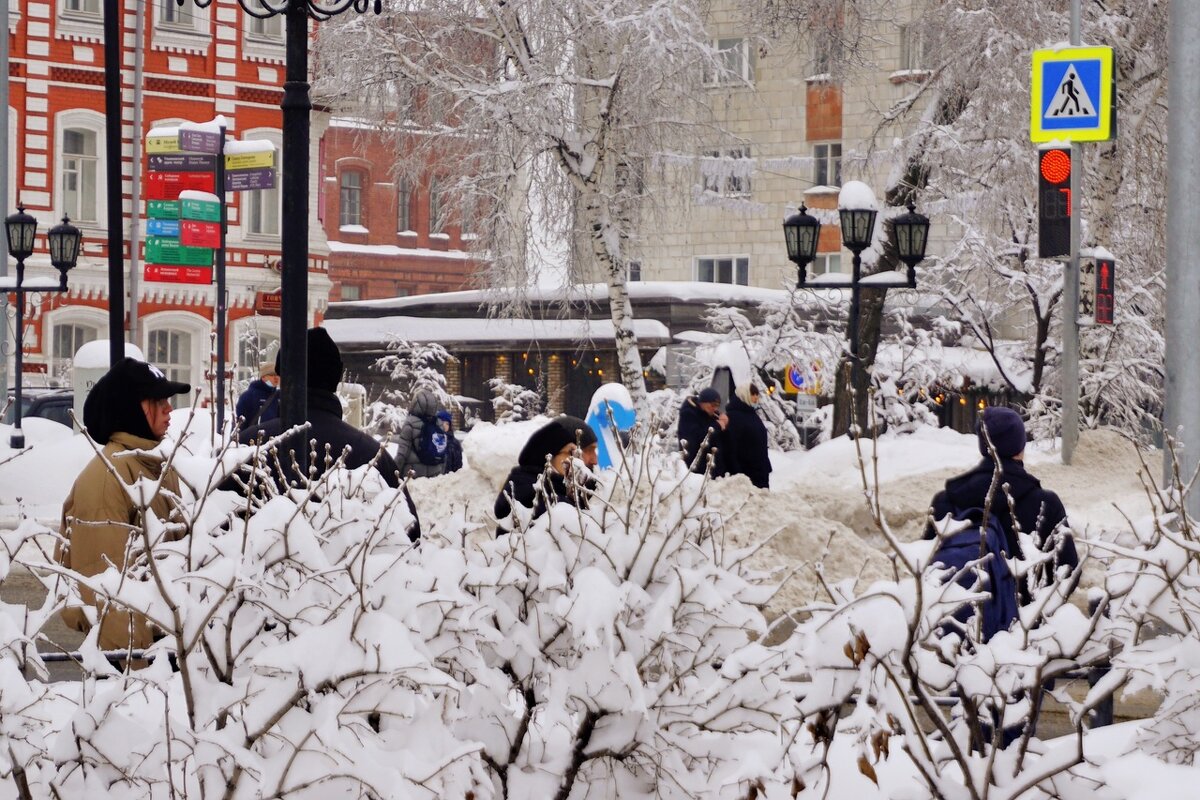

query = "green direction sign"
[146,237,214,267]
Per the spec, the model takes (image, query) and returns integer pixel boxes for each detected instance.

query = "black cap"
[276,327,344,392]
[697,387,721,404]
[119,357,191,399]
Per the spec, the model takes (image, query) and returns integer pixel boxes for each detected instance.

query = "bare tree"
[314,2,732,405]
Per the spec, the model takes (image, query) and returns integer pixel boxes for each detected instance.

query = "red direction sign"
[147,171,216,200]
[145,264,214,284]
[1095,257,1115,325]
[180,219,221,248]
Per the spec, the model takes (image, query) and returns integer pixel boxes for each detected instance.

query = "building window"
[429,177,446,235]
[63,0,100,14]
[148,329,193,408]
[628,261,642,282]
[813,253,843,275]
[247,13,282,40]
[397,178,412,233]
[339,170,363,228]
[705,37,751,86]
[244,132,280,238]
[899,24,929,72]
[51,323,97,379]
[62,128,99,224]
[813,37,843,76]
[813,142,842,187]
[340,284,361,301]
[159,0,193,28]
[697,256,749,286]
[701,147,752,196]
[235,328,279,388]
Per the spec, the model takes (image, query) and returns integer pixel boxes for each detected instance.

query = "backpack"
[415,415,449,466]
[929,507,1019,642]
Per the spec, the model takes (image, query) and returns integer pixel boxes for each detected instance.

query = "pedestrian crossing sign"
[1030,46,1114,143]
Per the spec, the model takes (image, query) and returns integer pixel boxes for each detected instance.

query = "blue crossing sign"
[1030,46,1114,143]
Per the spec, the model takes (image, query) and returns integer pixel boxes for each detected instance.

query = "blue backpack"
[930,507,1019,642]
[415,415,449,466]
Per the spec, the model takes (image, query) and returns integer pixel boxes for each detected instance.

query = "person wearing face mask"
[493,415,598,535]
[58,357,192,651]
[723,383,772,489]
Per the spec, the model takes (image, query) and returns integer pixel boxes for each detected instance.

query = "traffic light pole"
[1165,0,1200,516]
[1060,0,1082,465]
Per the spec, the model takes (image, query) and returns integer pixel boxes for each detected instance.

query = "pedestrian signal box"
[1038,147,1072,259]
[1095,256,1115,325]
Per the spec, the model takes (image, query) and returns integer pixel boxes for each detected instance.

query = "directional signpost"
[1031,41,1115,465]
[143,117,278,432]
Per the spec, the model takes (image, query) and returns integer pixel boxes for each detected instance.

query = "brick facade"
[4,3,331,400]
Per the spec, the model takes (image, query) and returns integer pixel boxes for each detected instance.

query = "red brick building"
[4,2,331,402]
[321,120,480,302]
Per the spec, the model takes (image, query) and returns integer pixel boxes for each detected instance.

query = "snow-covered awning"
[323,315,672,347]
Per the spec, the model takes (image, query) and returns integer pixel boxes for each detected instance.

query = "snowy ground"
[1,413,1156,612]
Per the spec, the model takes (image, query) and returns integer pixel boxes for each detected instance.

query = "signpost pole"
[216,125,228,433]
[1165,0,1200,516]
[1060,0,1082,465]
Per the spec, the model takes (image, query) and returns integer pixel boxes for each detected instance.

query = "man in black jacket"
[677,387,728,477]
[924,407,1078,600]
[240,327,420,540]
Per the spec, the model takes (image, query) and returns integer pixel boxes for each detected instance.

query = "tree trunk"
[831,286,887,438]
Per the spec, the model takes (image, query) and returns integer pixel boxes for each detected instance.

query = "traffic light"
[1038,147,1072,259]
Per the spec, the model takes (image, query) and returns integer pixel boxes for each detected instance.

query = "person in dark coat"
[438,410,464,473]
[724,383,771,489]
[494,416,597,536]
[677,387,728,477]
[240,327,420,540]
[924,406,1078,601]
[235,362,280,429]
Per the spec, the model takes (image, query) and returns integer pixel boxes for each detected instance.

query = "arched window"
[142,311,209,408]
[44,307,105,381]
[232,316,280,389]
[55,110,106,227]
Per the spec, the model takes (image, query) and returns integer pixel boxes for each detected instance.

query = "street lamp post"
[783,181,930,435]
[3,207,82,448]
[177,0,382,431]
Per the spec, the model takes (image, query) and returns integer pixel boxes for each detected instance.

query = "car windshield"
[1,396,34,425]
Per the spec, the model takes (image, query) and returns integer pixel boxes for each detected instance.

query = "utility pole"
[1061,0,1082,464]
[1165,0,1200,515]
[103,0,126,367]
[0,0,9,403]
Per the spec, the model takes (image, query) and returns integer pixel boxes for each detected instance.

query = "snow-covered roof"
[327,241,478,260]
[332,280,791,313]
[323,315,672,347]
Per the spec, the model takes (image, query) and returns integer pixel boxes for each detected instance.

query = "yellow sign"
[783,362,821,395]
[224,150,276,171]
[146,135,181,154]
[1030,46,1114,143]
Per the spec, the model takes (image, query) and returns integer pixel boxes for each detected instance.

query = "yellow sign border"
[1030,46,1114,143]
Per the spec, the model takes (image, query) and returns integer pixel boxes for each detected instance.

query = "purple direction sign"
[179,128,223,154]
[226,167,276,192]
[148,153,218,173]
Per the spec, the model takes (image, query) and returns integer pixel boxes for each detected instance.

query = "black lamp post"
[782,182,931,434]
[177,0,382,431]
[4,208,81,448]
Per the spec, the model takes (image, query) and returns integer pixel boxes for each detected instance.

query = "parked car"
[2,387,75,428]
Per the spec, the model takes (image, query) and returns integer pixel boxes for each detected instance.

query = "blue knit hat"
[977,407,1026,459]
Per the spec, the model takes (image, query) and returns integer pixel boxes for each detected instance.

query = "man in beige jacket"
[58,357,190,652]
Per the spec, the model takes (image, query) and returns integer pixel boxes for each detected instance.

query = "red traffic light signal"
[1038,147,1072,259]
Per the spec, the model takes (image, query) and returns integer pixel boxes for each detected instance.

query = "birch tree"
[314,2,730,405]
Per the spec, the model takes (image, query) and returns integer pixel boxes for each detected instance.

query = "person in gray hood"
[392,388,449,479]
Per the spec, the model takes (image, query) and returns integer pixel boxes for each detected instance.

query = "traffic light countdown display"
[1038,147,1072,259]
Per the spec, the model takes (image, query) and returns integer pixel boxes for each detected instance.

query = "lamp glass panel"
[6,217,35,258]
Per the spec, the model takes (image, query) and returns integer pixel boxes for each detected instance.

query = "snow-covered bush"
[2,418,801,799]
[487,376,542,423]
[365,337,457,437]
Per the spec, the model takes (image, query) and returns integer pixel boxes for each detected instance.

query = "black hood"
[83,365,158,444]
[517,417,597,469]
